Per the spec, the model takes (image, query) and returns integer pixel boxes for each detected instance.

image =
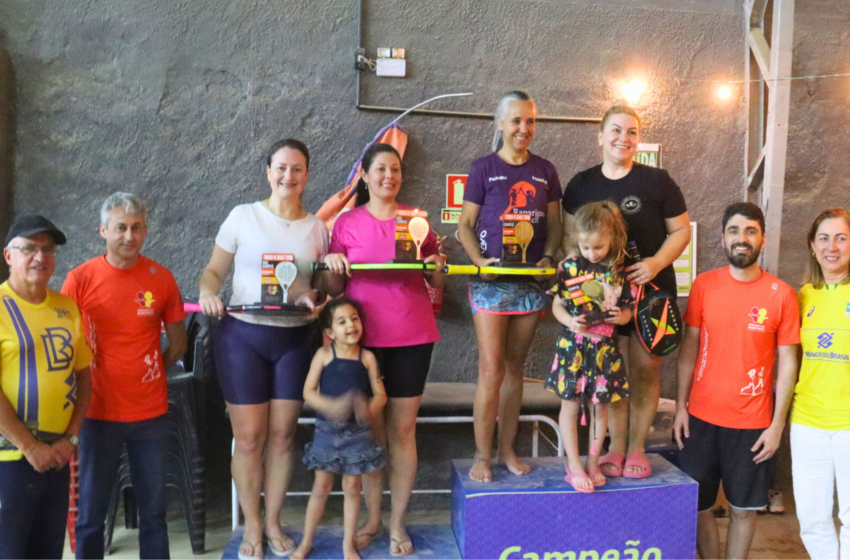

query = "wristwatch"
[63,433,79,447]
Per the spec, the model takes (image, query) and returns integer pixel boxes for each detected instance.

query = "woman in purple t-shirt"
[323,143,446,556]
[457,91,563,483]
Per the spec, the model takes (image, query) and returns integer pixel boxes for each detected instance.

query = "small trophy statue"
[515,221,534,264]
[408,216,429,261]
[393,208,430,263]
[275,261,298,304]
[580,278,611,327]
[500,213,536,267]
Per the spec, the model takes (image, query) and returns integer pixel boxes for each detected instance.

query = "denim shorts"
[468,278,551,315]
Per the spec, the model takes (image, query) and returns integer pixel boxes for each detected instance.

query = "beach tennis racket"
[626,241,683,356]
[515,221,534,263]
[312,263,557,276]
[408,216,430,261]
[275,261,298,304]
[184,302,311,316]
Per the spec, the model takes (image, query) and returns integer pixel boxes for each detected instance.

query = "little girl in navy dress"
[292,298,386,560]
[548,201,634,494]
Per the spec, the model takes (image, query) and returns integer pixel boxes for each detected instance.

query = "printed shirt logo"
[141,350,162,384]
[846,302,850,317]
[748,307,768,331]
[41,327,75,372]
[807,306,816,318]
[818,332,834,349]
[135,291,156,316]
[620,196,642,215]
[740,367,765,396]
[505,181,537,214]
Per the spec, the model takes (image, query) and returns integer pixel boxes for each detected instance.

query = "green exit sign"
[635,143,661,168]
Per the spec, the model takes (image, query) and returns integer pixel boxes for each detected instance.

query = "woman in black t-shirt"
[561,100,690,479]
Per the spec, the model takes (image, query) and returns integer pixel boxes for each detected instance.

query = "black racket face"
[635,287,683,356]
[228,304,311,316]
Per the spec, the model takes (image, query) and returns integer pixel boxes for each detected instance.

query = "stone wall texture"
[0,0,750,397]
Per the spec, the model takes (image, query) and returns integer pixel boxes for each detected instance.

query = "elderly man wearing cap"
[0,215,92,559]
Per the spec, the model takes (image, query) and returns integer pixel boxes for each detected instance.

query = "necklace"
[263,199,304,227]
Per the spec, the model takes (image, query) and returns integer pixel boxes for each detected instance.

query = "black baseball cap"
[4,215,68,246]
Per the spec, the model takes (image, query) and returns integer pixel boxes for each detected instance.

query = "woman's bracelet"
[542,254,555,264]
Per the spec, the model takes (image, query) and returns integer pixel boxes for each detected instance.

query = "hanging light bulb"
[620,79,646,105]
[717,84,733,100]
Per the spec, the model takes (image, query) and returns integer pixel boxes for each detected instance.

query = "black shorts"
[368,343,434,399]
[678,414,770,511]
[214,315,314,404]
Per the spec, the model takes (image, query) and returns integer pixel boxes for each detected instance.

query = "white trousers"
[791,423,850,560]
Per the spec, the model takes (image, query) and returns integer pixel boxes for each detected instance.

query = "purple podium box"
[451,455,697,560]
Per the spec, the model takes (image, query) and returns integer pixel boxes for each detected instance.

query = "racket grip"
[312,263,329,271]
[184,303,202,312]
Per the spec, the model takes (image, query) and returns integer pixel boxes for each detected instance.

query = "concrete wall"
[0,44,13,279]
[779,2,850,284]
[0,0,746,397]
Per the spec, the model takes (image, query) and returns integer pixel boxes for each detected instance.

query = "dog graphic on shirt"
[740,367,765,396]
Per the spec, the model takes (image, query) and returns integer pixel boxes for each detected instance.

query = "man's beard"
[725,242,761,268]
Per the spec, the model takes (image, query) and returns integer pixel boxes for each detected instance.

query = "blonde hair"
[802,208,850,289]
[600,99,641,131]
[573,201,628,277]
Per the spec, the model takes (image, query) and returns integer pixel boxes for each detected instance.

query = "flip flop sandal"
[623,453,653,479]
[564,467,595,494]
[268,536,295,558]
[354,526,384,550]
[237,540,264,560]
[598,451,625,477]
[390,535,415,557]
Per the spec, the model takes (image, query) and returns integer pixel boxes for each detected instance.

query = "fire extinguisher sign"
[442,174,467,224]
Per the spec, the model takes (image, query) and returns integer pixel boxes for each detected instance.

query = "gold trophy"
[515,221,534,264]
[580,279,610,327]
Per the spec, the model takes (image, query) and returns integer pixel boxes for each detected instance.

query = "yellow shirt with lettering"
[791,282,850,431]
[0,282,92,460]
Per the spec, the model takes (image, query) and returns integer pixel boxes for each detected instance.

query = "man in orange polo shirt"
[673,202,799,560]
[62,193,187,560]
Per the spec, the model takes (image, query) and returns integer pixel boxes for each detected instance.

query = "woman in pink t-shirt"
[323,143,446,557]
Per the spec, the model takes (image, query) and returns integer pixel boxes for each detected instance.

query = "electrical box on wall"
[376,58,406,77]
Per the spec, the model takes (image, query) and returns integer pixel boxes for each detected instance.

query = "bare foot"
[354,521,384,550]
[390,526,414,557]
[469,454,492,483]
[291,541,311,560]
[343,540,362,560]
[498,449,531,476]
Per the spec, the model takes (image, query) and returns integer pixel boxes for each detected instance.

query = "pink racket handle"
[184,303,202,312]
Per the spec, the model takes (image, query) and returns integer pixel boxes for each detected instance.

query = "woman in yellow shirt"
[791,208,850,560]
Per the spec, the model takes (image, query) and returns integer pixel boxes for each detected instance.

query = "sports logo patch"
[818,332,834,349]
[620,196,642,215]
[748,307,768,331]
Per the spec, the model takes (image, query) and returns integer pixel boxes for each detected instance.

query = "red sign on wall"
[446,175,468,209]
